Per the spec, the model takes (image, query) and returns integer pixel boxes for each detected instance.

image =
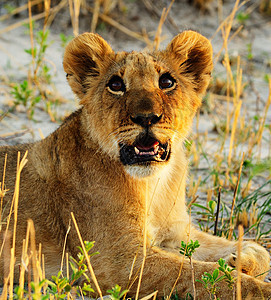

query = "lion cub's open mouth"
[119,134,170,165]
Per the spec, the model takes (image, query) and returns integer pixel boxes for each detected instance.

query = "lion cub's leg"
[129,246,271,299]
[190,228,270,280]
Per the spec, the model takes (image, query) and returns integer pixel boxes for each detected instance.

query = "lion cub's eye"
[108,76,125,93]
[159,73,176,90]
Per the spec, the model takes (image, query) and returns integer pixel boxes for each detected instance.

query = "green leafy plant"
[3,4,16,13]
[59,33,73,49]
[246,43,253,60]
[47,241,97,298]
[14,241,97,299]
[236,12,250,25]
[107,284,129,300]
[196,268,225,300]
[217,258,235,290]
[10,28,62,120]
[25,29,53,85]
[192,200,217,233]
[179,240,200,258]
[11,80,41,119]
[14,280,49,300]
[180,240,200,300]
[196,259,235,300]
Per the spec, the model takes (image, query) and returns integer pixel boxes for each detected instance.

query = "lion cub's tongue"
[134,141,159,156]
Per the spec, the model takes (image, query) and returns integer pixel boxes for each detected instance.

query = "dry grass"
[0,0,270,299]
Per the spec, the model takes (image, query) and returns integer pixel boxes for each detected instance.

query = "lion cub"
[0,31,270,299]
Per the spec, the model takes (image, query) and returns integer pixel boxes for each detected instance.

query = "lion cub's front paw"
[226,242,270,280]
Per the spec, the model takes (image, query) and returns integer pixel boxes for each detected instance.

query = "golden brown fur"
[0,31,270,299]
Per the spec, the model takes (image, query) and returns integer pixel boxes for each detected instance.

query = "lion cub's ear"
[63,33,113,99]
[165,31,213,95]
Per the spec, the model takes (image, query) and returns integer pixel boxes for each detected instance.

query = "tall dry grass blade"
[68,0,75,34]
[27,260,31,297]
[44,0,68,28]
[12,151,28,251]
[228,153,244,240]
[69,0,80,36]
[91,0,101,33]
[44,0,51,29]
[74,0,81,36]
[212,0,243,64]
[0,151,27,299]
[28,219,44,298]
[153,0,175,51]
[18,240,26,299]
[152,7,165,51]
[28,0,35,71]
[42,254,47,295]
[256,78,271,158]
[128,250,139,282]
[60,221,71,273]
[71,212,103,299]
[140,290,158,300]
[19,223,31,299]
[0,154,7,229]
[236,225,243,300]
[1,231,11,300]
[29,219,39,282]
[226,100,242,184]
[38,243,42,269]
[9,152,28,300]
[8,248,15,300]
[66,252,70,300]
[0,277,8,300]
[0,151,27,258]
[135,180,148,300]
[187,175,201,199]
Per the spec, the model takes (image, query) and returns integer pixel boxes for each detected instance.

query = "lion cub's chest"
[145,176,189,249]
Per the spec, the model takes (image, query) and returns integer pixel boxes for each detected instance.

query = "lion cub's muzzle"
[119,113,170,165]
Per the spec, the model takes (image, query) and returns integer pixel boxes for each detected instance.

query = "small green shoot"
[59,33,73,49]
[196,269,224,300]
[236,12,250,25]
[192,201,217,233]
[107,284,129,300]
[217,258,235,290]
[180,240,200,300]
[15,241,97,299]
[11,80,41,119]
[196,259,235,299]
[179,240,200,258]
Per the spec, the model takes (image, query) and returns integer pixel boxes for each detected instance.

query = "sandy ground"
[0,0,271,287]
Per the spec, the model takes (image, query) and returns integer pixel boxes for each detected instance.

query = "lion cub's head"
[63,31,213,178]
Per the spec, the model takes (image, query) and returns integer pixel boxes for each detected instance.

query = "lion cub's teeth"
[135,145,159,156]
[154,144,159,154]
[139,151,154,156]
[134,147,140,155]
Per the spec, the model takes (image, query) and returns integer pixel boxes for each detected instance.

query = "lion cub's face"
[63,31,213,177]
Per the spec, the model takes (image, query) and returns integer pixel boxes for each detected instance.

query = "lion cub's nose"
[130,113,162,128]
